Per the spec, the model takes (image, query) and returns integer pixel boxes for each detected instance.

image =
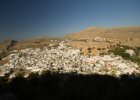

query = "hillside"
[65,26,140,40]
[64,26,140,55]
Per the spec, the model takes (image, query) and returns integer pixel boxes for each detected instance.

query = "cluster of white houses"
[0,42,140,79]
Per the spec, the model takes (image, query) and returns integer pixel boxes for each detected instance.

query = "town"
[0,41,140,79]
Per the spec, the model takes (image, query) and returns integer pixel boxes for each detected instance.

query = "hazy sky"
[0,0,140,41]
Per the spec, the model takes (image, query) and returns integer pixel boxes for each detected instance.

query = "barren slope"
[65,26,140,40]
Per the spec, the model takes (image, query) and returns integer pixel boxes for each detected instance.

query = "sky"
[0,0,140,41]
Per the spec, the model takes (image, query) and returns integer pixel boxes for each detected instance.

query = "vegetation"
[0,71,140,100]
[109,46,131,59]
[109,44,140,64]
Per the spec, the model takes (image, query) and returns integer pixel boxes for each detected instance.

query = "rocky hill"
[64,26,140,55]
[65,26,140,40]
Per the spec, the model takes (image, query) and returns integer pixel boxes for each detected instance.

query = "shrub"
[109,47,130,59]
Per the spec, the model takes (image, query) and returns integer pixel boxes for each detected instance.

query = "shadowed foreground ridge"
[0,72,140,100]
